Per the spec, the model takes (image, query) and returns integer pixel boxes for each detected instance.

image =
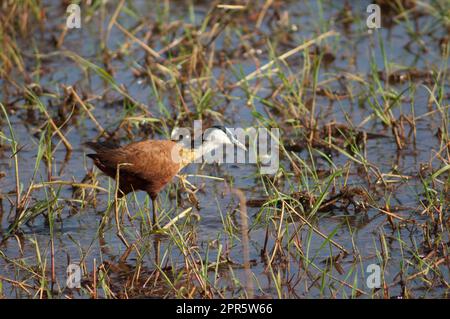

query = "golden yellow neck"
[178,146,197,169]
[175,140,219,169]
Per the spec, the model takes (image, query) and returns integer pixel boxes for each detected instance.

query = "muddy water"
[0,0,448,298]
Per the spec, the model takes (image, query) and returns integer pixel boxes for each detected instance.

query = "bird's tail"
[84,141,120,161]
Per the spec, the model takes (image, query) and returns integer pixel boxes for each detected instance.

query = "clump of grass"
[0,0,449,299]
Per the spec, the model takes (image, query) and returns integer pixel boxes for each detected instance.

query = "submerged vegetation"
[0,0,449,298]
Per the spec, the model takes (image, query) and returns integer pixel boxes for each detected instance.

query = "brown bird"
[85,126,246,227]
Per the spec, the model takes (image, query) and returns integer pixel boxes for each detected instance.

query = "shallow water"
[0,0,449,298]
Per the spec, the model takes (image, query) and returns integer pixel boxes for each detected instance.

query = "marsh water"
[0,0,449,298]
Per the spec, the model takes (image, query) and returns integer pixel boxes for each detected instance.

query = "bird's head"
[204,126,247,151]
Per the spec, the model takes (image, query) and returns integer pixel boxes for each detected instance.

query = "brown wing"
[89,140,181,195]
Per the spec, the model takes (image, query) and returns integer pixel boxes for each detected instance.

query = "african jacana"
[85,126,246,227]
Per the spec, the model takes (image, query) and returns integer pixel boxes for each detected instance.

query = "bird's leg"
[152,199,158,227]
[150,194,160,229]
[153,237,161,265]
[150,237,161,283]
